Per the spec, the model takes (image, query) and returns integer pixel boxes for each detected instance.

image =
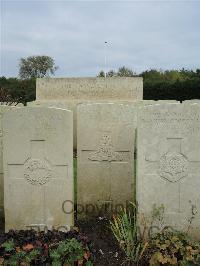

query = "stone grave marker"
[77,103,137,217]
[3,107,73,231]
[137,103,200,239]
[36,77,143,101]
[0,106,17,220]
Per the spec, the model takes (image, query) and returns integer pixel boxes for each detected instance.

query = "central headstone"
[77,103,137,217]
[3,107,73,231]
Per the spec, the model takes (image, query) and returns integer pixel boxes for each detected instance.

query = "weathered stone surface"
[27,101,77,148]
[36,77,143,101]
[0,106,17,219]
[183,100,200,104]
[3,107,73,231]
[77,103,137,217]
[27,100,137,149]
[137,100,178,106]
[137,103,200,239]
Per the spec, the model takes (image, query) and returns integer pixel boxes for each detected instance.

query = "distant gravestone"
[0,106,17,219]
[3,107,73,231]
[77,103,136,217]
[36,77,143,101]
[137,103,200,239]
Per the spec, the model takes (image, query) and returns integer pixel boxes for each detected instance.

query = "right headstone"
[137,103,200,239]
[77,103,137,217]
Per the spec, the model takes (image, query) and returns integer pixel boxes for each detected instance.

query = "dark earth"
[76,217,125,265]
[0,216,125,266]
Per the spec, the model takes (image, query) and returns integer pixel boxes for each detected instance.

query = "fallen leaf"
[0,258,4,266]
[22,243,34,251]
[84,251,91,260]
[16,246,21,252]
[78,259,83,266]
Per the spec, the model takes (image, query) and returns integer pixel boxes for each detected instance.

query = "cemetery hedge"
[143,78,200,101]
[0,77,36,104]
[1,69,200,103]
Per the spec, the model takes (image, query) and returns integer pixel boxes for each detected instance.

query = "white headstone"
[0,106,17,219]
[77,103,137,217]
[137,103,200,239]
[27,100,137,149]
[3,107,73,231]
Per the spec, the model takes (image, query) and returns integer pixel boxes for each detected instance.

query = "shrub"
[149,230,200,266]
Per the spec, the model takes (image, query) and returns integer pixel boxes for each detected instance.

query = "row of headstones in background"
[27,100,179,149]
[30,76,143,149]
[0,102,200,239]
[1,106,73,232]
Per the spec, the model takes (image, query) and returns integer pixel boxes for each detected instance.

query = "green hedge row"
[0,77,36,104]
[144,77,200,101]
[1,76,200,103]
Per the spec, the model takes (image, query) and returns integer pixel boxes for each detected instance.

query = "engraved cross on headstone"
[8,139,68,228]
[82,130,130,204]
[145,137,200,213]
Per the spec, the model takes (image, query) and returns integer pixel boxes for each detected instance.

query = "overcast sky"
[1,0,200,77]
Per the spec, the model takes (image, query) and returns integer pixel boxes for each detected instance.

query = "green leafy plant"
[110,202,148,264]
[50,238,92,266]
[1,245,41,266]
[2,240,15,252]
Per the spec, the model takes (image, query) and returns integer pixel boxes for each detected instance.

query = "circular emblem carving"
[159,152,188,182]
[24,159,52,185]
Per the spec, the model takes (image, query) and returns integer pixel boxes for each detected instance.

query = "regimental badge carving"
[88,133,123,162]
[159,152,188,182]
[24,159,52,185]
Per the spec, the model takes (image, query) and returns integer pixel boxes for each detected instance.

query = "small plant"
[2,240,15,252]
[149,229,200,265]
[0,230,93,266]
[50,238,92,266]
[110,202,148,265]
[1,241,41,266]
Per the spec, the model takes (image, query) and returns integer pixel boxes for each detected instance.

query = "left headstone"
[3,107,73,231]
[0,106,17,220]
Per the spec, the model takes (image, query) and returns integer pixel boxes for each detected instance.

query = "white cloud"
[1,0,200,77]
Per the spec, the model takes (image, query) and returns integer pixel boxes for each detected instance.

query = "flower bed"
[0,229,93,266]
